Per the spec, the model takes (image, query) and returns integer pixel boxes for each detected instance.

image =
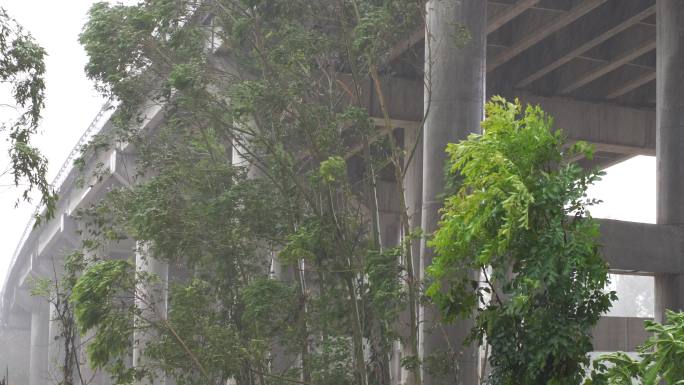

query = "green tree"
[428,97,616,385]
[0,7,55,218]
[69,1,431,385]
[31,251,90,385]
[585,311,684,385]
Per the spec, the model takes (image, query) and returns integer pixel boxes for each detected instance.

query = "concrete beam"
[64,148,135,215]
[350,75,657,161]
[517,93,655,156]
[488,0,608,71]
[599,219,684,274]
[560,38,656,94]
[515,2,655,87]
[592,316,651,352]
[487,0,541,34]
[36,214,79,261]
[605,71,656,99]
[387,0,541,63]
[362,91,657,160]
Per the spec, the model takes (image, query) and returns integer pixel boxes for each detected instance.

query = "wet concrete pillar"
[47,301,65,382]
[29,299,49,385]
[421,1,486,384]
[133,243,170,385]
[655,0,684,323]
[400,125,422,385]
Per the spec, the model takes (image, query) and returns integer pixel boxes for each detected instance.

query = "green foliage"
[585,311,684,385]
[319,156,347,184]
[309,337,355,385]
[71,260,135,368]
[147,279,245,384]
[29,250,89,385]
[0,7,55,220]
[428,97,615,385]
[242,278,297,337]
[72,1,431,385]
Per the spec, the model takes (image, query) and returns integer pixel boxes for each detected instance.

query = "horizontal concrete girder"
[518,93,655,156]
[599,219,684,274]
[341,76,657,158]
[343,75,657,157]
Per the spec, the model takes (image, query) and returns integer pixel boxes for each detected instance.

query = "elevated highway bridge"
[2,1,681,384]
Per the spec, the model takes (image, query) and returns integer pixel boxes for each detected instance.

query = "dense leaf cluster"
[428,98,615,385]
[69,1,427,385]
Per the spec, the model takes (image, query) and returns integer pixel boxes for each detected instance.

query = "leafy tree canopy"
[70,1,429,385]
[428,97,616,385]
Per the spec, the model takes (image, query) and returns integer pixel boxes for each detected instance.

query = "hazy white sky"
[587,155,656,224]
[0,0,105,279]
[0,1,658,285]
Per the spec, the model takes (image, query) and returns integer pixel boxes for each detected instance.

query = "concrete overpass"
[1,1,682,385]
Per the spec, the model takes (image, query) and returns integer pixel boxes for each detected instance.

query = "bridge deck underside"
[391,0,658,169]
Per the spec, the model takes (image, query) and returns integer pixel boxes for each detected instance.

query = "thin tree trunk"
[345,276,369,385]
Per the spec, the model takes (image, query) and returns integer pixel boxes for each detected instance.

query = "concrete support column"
[421,1,485,384]
[400,127,423,385]
[82,329,110,385]
[29,299,50,385]
[47,302,65,383]
[655,0,684,323]
[134,243,170,385]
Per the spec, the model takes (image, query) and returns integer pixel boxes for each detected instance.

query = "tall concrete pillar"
[400,126,423,385]
[655,0,684,323]
[421,1,485,384]
[47,302,65,382]
[29,299,50,385]
[81,328,110,385]
[134,244,170,385]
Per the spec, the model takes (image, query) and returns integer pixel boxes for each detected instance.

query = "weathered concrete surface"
[400,125,423,385]
[599,219,684,274]
[420,1,485,384]
[47,302,64,385]
[655,0,684,322]
[29,300,49,385]
[357,74,658,158]
[591,316,651,352]
[0,327,30,385]
[133,245,169,385]
[518,93,656,156]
